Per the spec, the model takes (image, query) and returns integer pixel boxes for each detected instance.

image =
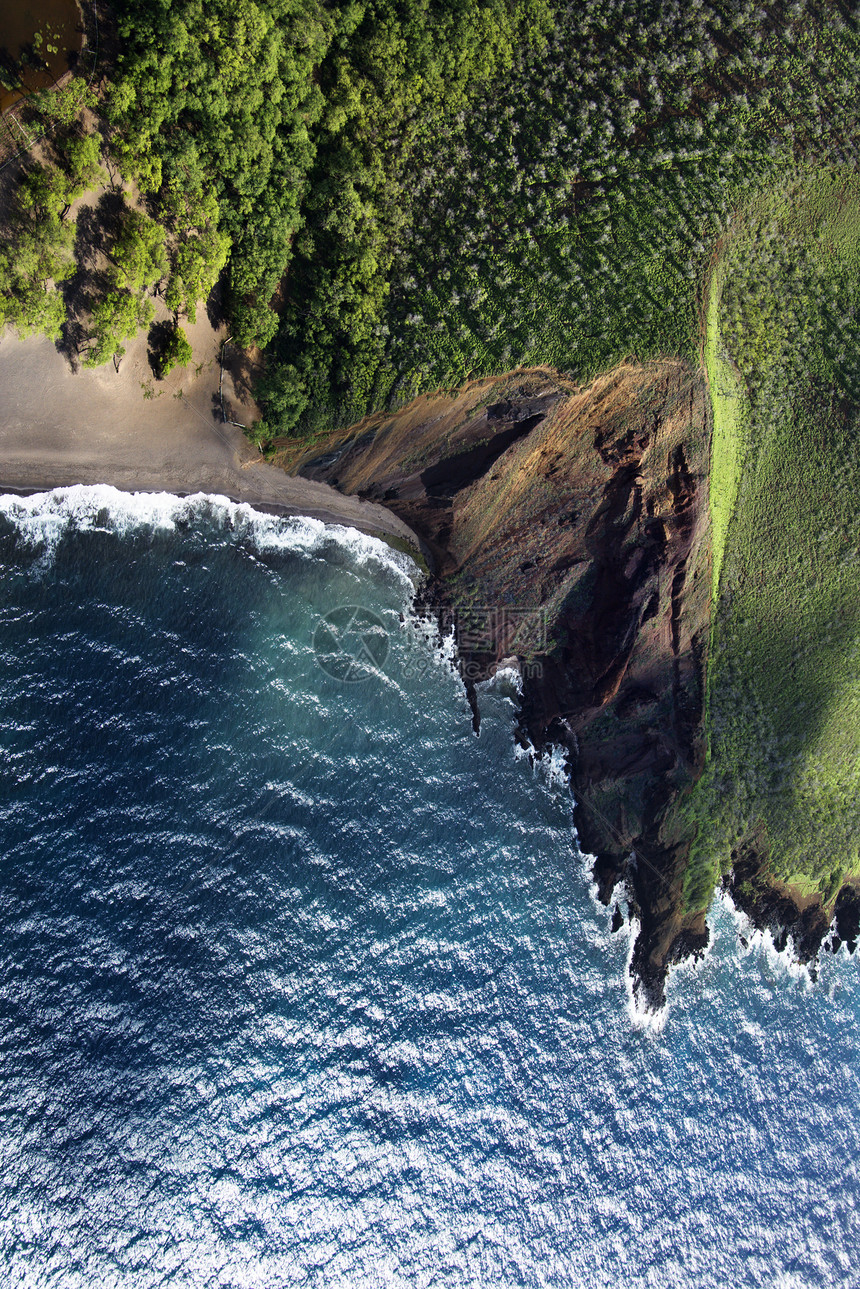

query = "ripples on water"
[0,487,857,1288]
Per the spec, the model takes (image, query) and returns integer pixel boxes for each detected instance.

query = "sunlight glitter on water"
[0,488,858,1288]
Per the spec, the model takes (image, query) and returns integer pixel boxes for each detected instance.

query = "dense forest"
[1,1,858,432]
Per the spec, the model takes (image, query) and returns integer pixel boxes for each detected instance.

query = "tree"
[154,323,193,377]
[109,0,335,345]
[164,224,229,323]
[17,163,73,221]
[111,209,168,293]
[255,362,309,435]
[0,216,74,339]
[59,131,104,194]
[29,83,97,129]
[84,290,154,368]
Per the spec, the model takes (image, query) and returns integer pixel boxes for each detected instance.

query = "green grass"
[685,167,860,912]
[703,267,747,604]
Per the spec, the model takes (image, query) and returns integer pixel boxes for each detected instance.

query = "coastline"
[0,328,424,553]
[292,361,714,1009]
[4,325,855,1002]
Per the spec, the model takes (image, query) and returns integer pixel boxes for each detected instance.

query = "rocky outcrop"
[286,359,713,1009]
[726,847,860,965]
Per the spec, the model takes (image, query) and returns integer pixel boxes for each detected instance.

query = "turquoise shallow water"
[0,486,858,1288]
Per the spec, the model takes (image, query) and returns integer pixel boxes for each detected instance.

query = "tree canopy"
[2,0,859,398]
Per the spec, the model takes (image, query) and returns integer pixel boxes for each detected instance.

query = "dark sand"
[0,321,421,550]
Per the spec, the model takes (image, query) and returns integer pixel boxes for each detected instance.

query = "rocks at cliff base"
[288,360,849,1009]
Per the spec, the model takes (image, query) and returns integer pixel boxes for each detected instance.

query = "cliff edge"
[284,359,712,1009]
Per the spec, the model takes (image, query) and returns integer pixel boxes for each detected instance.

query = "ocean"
[0,486,858,1288]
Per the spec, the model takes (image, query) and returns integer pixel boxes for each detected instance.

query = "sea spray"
[0,485,418,588]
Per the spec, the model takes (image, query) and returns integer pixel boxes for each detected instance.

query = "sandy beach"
[0,318,422,552]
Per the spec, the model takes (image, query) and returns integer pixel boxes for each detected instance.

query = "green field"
[704,266,746,605]
[686,169,860,911]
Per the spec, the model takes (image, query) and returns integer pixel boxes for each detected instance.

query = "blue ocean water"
[0,486,858,1289]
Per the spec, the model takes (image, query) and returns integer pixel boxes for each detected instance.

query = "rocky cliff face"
[287,361,712,1008]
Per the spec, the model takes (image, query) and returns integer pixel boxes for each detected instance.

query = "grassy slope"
[703,266,746,604]
[686,168,860,912]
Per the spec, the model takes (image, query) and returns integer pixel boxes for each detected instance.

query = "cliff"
[283,359,712,1008]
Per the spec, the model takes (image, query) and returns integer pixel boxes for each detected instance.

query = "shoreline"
[0,477,426,550]
[0,330,425,556]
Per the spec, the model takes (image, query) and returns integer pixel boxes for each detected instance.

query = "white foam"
[623,915,668,1035]
[711,886,813,985]
[513,737,570,794]
[512,733,537,763]
[0,485,418,587]
[619,899,719,1034]
[477,662,523,699]
[399,609,460,680]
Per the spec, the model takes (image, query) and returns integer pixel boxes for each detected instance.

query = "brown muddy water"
[0,0,82,114]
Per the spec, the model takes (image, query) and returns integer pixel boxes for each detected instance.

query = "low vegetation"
[684,170,860,911]
[703,268,746,605]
